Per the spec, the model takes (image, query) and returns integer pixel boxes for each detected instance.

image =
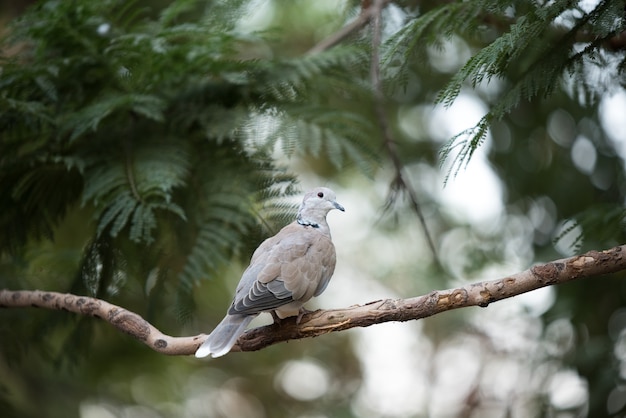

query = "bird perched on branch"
[195,187,345,358]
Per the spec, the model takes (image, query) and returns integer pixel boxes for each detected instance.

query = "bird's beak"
[333,201,345,212]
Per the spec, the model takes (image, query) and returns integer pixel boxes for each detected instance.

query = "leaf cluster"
[382,0,626,178]
[0,0,376,315]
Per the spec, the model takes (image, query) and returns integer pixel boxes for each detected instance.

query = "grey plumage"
[195,187,344,358]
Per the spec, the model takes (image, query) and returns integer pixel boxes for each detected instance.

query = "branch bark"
[1,245,625,356]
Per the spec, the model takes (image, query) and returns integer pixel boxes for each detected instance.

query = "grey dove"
[195,187,344,358]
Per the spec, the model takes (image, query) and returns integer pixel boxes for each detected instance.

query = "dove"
[195,187,345,358]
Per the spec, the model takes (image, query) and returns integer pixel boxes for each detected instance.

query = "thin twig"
[2,245,625,356]
[307,9,371,55]
[307,0,439,263]
[368,0,440,264]
[307,0,394,54]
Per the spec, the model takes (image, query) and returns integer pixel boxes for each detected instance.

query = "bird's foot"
[296,307,313,325]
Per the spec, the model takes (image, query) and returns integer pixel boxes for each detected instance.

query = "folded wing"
[228,223,336,316]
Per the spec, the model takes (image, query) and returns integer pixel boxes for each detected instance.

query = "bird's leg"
[296,307,313,325]
[270,310,282,325]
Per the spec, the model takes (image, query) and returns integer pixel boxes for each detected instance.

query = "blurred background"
[2,0,626,417]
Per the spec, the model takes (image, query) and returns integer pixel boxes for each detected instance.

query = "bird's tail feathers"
[195,314,255,358]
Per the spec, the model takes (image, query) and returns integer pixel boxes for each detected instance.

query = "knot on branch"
[596,247,622,263]
[437,289,468,310]
[531,262,563,284]
[108,308,151,340]
[154,339,168,349]
[74,297,101,316]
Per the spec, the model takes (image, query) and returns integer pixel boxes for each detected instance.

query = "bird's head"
[297,187,344,228]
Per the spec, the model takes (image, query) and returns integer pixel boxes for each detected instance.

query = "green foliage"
[255,46,379,173]
[383,0,626,177]
[2,1,626,416]
[81,139,189,243]
[266,104,379,174]
[0,0,376,301]
[556,204,626,251]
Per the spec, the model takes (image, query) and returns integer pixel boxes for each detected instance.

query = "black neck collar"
[297,217,319,228]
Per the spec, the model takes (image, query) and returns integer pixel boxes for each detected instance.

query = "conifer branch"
[2,245,625,356]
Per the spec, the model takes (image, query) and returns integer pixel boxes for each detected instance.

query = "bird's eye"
[317,192,324,198]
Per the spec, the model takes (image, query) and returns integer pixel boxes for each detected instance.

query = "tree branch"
[0,289,204,355]
[1,245,625,356]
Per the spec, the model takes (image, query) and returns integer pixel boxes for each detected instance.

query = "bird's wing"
[228,223,336,316]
